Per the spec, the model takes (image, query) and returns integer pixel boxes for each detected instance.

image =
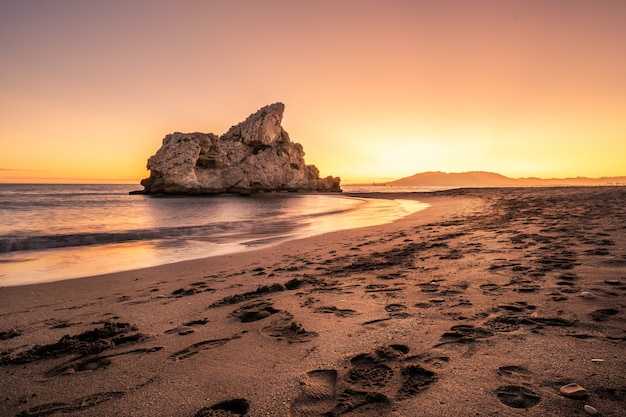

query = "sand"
[1,187,625,417]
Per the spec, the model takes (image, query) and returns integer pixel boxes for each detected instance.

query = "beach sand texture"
[1,187,625,417]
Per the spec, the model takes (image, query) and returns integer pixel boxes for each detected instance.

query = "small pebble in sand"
[559,383,590,399]
[579,291,596,299]
[584,404,598,415]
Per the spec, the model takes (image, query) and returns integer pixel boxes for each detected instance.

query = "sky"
[1,0,625,184]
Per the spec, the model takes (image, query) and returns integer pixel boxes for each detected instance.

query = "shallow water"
[0,184,428,286]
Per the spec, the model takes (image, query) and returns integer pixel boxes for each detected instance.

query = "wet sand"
[1,187,625,417]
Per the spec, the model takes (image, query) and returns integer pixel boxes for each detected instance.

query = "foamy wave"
[0,219,303,253]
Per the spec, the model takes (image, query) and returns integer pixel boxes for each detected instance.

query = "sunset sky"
[1,1,625,184]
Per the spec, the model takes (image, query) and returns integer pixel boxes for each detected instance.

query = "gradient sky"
[1,0,625,184]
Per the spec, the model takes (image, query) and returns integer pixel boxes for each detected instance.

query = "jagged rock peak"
[222,102,289,146]
[138,103,341,194]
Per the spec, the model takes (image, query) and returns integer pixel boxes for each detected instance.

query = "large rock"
[139,103,341,194]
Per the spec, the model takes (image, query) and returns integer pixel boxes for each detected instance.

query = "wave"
[0,203,361,254]
[0,219,303,253]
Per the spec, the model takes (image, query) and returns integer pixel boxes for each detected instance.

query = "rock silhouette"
[139,103,341,194]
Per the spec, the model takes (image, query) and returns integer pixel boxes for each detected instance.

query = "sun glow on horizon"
[1,1,625,184]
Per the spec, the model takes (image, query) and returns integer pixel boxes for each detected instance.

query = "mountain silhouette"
[388,171,626,187]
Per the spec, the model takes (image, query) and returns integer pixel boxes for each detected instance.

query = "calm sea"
[0,184,430,287]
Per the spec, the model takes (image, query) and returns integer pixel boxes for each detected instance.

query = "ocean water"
[0,184,429,287]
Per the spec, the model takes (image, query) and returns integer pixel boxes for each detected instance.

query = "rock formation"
[139,103,341,194]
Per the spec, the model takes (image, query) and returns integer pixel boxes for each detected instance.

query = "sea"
[0,184,436,287]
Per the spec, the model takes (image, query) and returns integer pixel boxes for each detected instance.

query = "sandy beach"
[1,187,624,417]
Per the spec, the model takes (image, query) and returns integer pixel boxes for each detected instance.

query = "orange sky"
[1,1,625,184]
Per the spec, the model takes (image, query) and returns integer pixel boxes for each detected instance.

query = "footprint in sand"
[345,354,394,388]
[479,283,508,295]
[290,370,338,416]
[0,328,22,340]
[333,389,392,415]
[168,335,240,361]
[45,347,163,377]
[231,300,280,323]
[260,312,318,343]
[209,283,286,308]
[559,272,579,281]
[290,344,441,416]
[435,324,494,347]
[484,303,575,333]
[46,355,113,377]
[16,391,124,417]
[417,282,440,293]
[164,326,195,335]
[495,385,541,409]
[495,365,541,409]
[375,344,410,359]
[1,322,143,366]
[484,315,522,332]
[397,365,438,399]
[497,365,532,385]
[590,308,619,321]
[313,306,357,317]
[516,284,542,293]
[164,318,210,336]
[193,398,250,417]
[384,303,409,318]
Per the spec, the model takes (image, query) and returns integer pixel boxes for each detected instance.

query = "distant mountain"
[388,171,626,187]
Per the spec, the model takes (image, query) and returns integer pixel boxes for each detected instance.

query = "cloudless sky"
[1,0,625,184]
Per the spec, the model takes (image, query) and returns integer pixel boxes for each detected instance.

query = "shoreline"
[1,187,624,417]
[0,193,460,297]
[0,192,428,287]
